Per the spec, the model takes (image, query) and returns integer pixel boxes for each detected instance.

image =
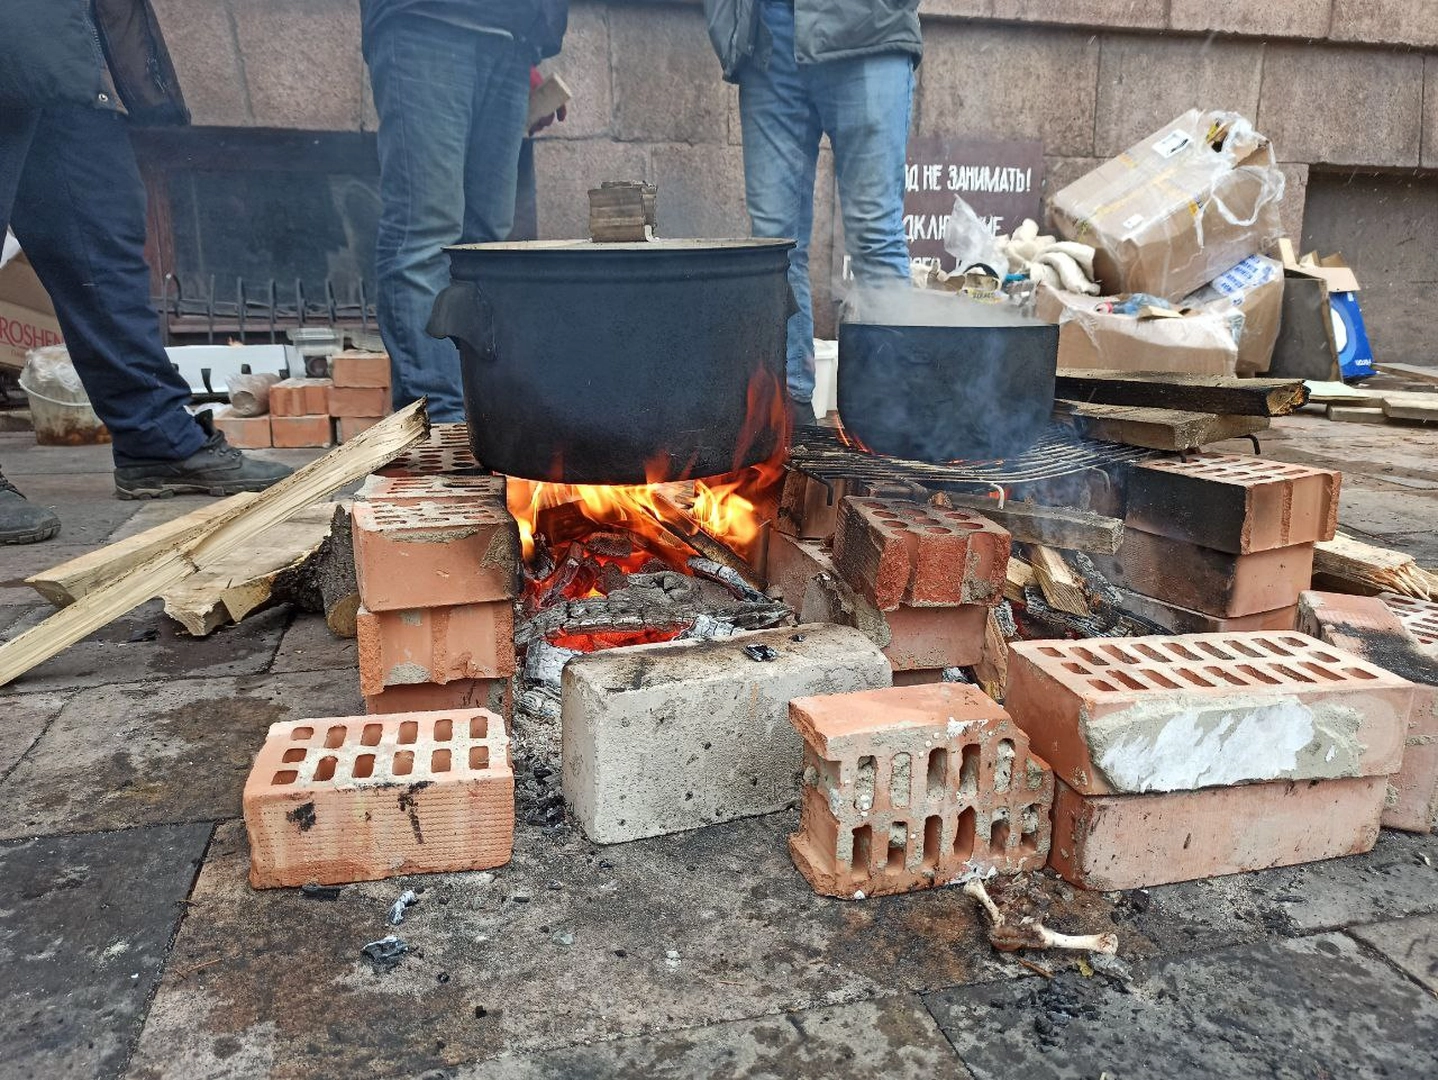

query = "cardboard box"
[1270,239,1373,381]
[1183,254,1285,375]
[1037,284,1241,376]
[0,243,62,373]
[1049,110,1284,301]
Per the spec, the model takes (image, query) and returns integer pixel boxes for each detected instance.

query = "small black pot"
[837,321,1059,462]
[427,238,794,485]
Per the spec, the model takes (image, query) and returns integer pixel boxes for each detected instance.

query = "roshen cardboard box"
[0,245,62,373]
[1037,284,1242,376]
[1049,110,1285,302]
[1183,254,1285,376]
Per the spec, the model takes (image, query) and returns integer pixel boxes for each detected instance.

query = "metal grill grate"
[788,423,1157,489]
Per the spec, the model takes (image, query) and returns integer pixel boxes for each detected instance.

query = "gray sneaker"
[0,473,62,544]
[114,410,295,500]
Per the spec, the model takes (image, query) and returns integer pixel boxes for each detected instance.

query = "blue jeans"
[0,106,206,465]
[738,0,914,404]
[366,17,531,422]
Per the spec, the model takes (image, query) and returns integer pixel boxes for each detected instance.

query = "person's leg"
[808,52,914,288]
[461,37,530,244]
[10,106,205,464]
[368,17,485,422]
[738,0,822,409]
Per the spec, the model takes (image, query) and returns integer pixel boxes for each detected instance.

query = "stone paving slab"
[453,995,974,1080]
[0,670,364,839]
[0,823,212,1080]
[1,597,288,694]
[1269,831,1438,931]
[1349,915,1438,993]
[126,816,1090,1080]
[268,612,358,675]
[0,541,98,606]
[0,690,70,780]
[925,932,1438,1080]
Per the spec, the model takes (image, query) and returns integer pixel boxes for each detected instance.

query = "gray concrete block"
[611,5,730,143]
[230,0,364,131]
[533,139,650,241]
[1331,0,1438,48]
[1348,915,1438,993]
[1094,35,1264,158]
[533,2,612,141]
[990,0,1166,29]
[561,624,891,844]
[1426,55,1438,170]
[648,143,750,238]
[1259,44,1423,168]
[917,25,1100,157]
[148,0,252,126]
[1168,0,1331,37]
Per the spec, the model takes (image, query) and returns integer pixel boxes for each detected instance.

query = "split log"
[1029,545,1089,617]
[227,372,281,417]
[1054,370,1308,417]
[0,401,428,688]
[973,607,1011,702]
[269,504,361,638]
[1313,534,1435,600]
[1005,557,1034,605]
[651,490,765,593]
[1055,400,1268,450]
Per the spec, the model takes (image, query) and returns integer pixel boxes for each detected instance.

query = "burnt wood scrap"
[1054,400,1269,451]
[1054,370,1308,416]
[1313,534,1438,600]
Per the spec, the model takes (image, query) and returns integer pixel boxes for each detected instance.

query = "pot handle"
[426,281,497,362]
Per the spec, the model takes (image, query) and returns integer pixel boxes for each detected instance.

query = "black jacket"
[703,0,922,82]
[361,0,569,60]
[0,0,187,124]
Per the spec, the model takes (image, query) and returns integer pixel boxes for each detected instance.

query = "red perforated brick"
[331,350,391,389]
[1126,453,1340,555]
[1091,529,1313,617]
[1006,633,1413,797]
[365,676,512,717]
[357,602,516,696]
[352,498,520,611]
[377,423,480,476]
[1379,593,1438,652]
[243,709,513,888]
[269,377,332,417]
[270,415,334,448]
[337,416,383,443]
[884,604,988,671]
[359,473,506,507]
[1299,591,1438,834]
[210,406,270,449]
[1049,776,1385,891]
[833,497,1010,611]
[788,684,1053,899]
[327,385,389,418]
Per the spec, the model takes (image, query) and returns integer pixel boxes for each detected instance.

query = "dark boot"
[113,411,294,500]
[0,473,62,544]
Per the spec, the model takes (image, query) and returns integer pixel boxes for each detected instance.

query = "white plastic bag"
[943,195,1006,276]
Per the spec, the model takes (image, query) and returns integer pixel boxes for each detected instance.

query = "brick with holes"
[1090,528,1314,618]
[356,602,516,696]
[359,473,506,508]
[788,683,1053,899]
[269,377,333,417]
[364,676,512,718]
[1125,453,1341,555]
[1298,591,1438,834]
[1005,632,1414,797]
[243,709,513,887]
[376,423,480,476]
[1379,593,1438,655]
[832,497,1010,611]
[1048,775,1386,890]
[352,497,520,611]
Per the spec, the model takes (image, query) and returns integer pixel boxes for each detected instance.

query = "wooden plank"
[26,495,257,607]
[1029,545,1090,617]
[1381,391,1438,423]
[0,401,428,688]
[936,491,1125,555]
[1325,404,1389,425]
[1055,400,1268,450]
[1005,557,1034,605]
[1054,370,1308,417]
[527,73,572,130]
[1312,534,1434,600]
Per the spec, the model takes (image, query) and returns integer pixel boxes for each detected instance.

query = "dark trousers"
[0,106,204,465]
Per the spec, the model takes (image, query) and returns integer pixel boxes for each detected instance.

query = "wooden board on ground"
[1313,533,1434,600]
[1381,391,1438,423]
[1054,370,1308,417]
[1325,404,1388,425]
[1055,400,1268,450]
[159,504,340,636]
[936,491,1125,554]
[0,401,427,688]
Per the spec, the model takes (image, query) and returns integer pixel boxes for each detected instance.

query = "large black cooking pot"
[837,315,1059,462]
[426,238,794,485]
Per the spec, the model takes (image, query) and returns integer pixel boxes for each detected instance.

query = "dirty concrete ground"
[1,413,1437,1080]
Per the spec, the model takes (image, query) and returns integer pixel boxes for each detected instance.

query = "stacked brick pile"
[1097,453,1340,633]
[212,350,393,449]
[1005,631,1416,889]
[766,486,1010,684]
[787,683,1053,898]
[351,454,521,717]
[243,708,514,887]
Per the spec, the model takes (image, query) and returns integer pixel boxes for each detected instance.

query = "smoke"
[844,284,1045,329]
